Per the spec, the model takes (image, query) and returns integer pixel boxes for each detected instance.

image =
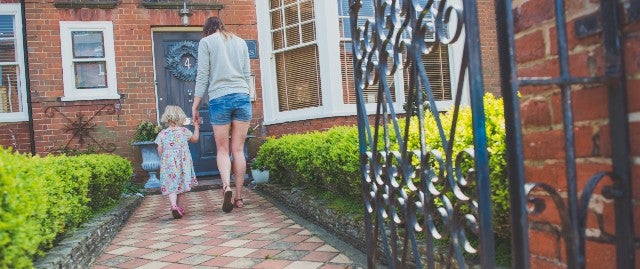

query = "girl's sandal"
[234,198,244,208]
[222,185,234,213]
[171,205,183,219]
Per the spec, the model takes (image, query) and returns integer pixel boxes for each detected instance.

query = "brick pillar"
[513,0,640,267]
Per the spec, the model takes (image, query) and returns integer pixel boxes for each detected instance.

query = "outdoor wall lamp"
[179,2,192,26]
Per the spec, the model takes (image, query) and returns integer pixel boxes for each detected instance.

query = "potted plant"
[250,157,269,184]
[132,121,162,189]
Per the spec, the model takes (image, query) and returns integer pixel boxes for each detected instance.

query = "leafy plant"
[0,147,133,268]
[250,157,267,171]
[254,93,510,239]
[132,121,161,142]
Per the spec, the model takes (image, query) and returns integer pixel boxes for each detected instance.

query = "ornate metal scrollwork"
[44,104,117,154]
[350,0,493,268]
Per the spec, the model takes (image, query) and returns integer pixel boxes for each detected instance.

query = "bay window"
[256,0,464,124]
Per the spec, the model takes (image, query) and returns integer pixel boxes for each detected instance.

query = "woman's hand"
[192,97,202,125]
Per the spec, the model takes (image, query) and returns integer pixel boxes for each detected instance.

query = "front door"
[153,31,218,176]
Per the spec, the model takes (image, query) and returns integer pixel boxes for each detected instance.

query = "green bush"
[0,148,133,268]
[255,93,509,238]
[132,121,161,142]
[75,154,133,210]
[34,156,92,250]
[0,149,48,268]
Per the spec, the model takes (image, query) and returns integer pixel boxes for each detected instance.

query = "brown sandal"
[222,185,233,213]
[234,198,244,208]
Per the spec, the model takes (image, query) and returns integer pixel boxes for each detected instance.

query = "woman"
[192,16,252,213]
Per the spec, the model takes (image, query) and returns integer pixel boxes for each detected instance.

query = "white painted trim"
[255,0,277,122]
[0,3,29,122]
[315,0,342,112]
[59,21,120,102]
[255,0,467,125]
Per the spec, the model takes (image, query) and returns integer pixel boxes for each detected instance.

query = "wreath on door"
[166,40,199,82]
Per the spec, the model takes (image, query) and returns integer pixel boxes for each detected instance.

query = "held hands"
[193,117,201,129]
[192,108,200,127]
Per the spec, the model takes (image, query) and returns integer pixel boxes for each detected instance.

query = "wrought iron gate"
[349,0,634,268]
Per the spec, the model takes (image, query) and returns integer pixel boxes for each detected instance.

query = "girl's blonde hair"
[160,105,187,127]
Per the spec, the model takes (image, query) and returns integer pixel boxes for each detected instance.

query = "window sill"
[54,1,118,9]
[61,93,121,102]
[0,113,29,123]
[141,2,223,10]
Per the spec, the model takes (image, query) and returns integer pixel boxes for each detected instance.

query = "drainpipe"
[20,0,35,155]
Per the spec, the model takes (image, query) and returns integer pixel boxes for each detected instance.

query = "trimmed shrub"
[0,148,133,268]
[75,154,133,210]
[255,94,509,238]
[0,149,48,268]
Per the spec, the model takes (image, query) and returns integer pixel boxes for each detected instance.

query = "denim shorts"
[208,93,252,125]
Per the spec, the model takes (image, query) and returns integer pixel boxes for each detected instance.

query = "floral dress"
[155,127,198,195]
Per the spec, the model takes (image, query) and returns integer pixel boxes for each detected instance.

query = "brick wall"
[11,0,260,181]
[514,0,640,267]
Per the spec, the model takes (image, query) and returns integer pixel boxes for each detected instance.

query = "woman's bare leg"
[230,120,250,203]
[213,124,232,189]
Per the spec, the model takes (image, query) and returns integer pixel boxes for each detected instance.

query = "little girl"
[155,105,200,219]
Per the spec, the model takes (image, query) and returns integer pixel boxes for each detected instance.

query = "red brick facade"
[515,0,640,267]
[0,0,262,181]
[1,1,500,151]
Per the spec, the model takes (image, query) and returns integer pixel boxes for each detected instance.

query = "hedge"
[255,93,509,238]
[0,148,133,268]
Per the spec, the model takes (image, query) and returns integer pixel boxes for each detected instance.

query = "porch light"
[179,2,192,26]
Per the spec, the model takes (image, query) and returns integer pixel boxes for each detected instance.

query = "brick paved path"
[93,188,364,269]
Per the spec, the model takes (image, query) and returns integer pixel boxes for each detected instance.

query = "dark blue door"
[153,31,218,176]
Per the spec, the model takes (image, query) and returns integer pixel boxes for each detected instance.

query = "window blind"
[270,0,321,112]
[405,43,452,102]
[275,45,322,111]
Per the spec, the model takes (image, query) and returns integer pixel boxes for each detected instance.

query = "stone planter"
[132,141,161,189]
[251,169,269,184]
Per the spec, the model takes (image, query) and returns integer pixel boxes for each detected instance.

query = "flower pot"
[251,169,269,184]
[133,141,161,189]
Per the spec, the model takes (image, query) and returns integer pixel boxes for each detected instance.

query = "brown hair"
[202,16,232,39]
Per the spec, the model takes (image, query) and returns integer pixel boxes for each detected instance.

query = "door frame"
[150,27,202,124]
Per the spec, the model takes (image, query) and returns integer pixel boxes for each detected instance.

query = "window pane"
[0,65,22,113]
[284,4,299,27]
[72,31,105,58]
[271,9,283,29]
[299,0,314,23]
[0,15,14,38]
[0,39,15,62]
[275,45,321,111]
[341,41,397,104]
[272,30,284,50]
[404,44,451,102]
[301,21,315,43]
[285,26,300,47]
[270,0,282,9]
[74,61,108,89]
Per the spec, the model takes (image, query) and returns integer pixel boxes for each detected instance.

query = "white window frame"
[0,4,28,122]
[60,21,119,101]
[256,0,466,125]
